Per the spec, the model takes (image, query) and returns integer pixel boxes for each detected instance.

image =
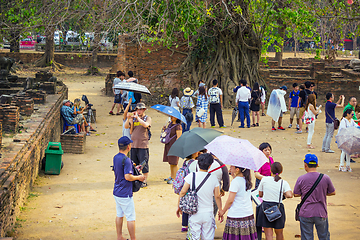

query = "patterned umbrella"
[150,104,187,124]
[205,135,268,171]
[335,126,360,155]
[113,82,151,95]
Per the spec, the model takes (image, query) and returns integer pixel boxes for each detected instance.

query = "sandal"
[90,129,97,132]
[109,111,114,115]
[256,123,259,127]
[307,145,315,149]
[251,124,256,127]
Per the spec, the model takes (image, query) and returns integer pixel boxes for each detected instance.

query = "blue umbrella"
[150,104,187,125]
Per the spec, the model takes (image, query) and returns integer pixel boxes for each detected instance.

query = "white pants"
[307,121,315,145]
[188,211,216,240]
[340,150,350,167]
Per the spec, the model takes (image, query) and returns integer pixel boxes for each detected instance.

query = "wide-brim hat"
[135,102,146,109]
[183,87,194,96]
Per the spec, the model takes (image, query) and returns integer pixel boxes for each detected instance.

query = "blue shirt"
[289,90,300,108]
[61,105,75,124]
[128,91,135,104]
[325,101,337,123]
[113,153,134,198]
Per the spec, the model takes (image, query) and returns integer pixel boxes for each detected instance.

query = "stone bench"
[60,132,86,154]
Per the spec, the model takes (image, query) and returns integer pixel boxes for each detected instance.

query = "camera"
[82,95,93,108]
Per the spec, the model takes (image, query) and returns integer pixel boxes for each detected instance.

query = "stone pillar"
[110,34,127,73]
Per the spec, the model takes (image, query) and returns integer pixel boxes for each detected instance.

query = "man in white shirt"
[177,153,222,240]
[208,79,226,128]
[109,71,125,115]
[236,79,251,128]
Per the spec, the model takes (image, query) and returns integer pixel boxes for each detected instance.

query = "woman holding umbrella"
[337,108,358,172]
[218,166,257,240]
[163,116,183,184]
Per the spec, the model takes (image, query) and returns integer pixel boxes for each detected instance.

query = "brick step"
[269,69,311,77]
[269,76,313,81]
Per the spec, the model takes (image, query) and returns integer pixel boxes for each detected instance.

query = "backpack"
[208,87,220,104]
[173,159,195,194]
[179,172,211,215]
[160,123,179,144]
[254,91,262,105]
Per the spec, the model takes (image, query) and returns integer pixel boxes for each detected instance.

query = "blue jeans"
[299,216,330,240]
[182,109,192,132]
[238,101,250,127]
[322,122,334,151]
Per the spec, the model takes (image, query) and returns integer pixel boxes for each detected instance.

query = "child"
[288,83,300,130]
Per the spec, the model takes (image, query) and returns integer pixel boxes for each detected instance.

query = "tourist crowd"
[62,74,358,240]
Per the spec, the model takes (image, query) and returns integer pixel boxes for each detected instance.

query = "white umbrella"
[113,82,151,95]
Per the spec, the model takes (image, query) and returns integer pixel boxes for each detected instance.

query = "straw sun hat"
[183,87,194,97]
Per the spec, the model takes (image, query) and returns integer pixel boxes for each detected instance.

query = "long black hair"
[171,88,179,98]
[199,86,207,100]
[236,166,252,190]
[271,162,283,182]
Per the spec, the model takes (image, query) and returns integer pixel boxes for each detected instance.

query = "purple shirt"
[256,157,274,176]
[113,153,134,198]
[294,172,335,218]
[325,101,337,123]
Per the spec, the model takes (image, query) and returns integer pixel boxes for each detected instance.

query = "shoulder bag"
[122,156,143,193]
[262,180,283,222]
[295,173,323,221]
[325,108,340,130]
[179,172,211,215]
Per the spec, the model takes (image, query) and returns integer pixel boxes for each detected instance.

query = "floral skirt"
[223,215,257,240]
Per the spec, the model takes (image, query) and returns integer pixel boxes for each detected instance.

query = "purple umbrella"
[205,135,268,171]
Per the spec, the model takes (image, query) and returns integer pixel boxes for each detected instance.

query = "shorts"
[131,148,149,173]
[114,195,136,221]
[290,107,300,119]
[299,107,306,119]
[71,114,84,125]
[114,94,121,103]
[188,211,216,240]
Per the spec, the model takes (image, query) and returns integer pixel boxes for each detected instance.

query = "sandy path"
[13,71,360,239]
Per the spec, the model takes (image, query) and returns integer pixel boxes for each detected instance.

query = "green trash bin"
[45,142,64,175]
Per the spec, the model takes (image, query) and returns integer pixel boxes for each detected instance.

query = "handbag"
[295,173,323,221]
[325,108,340,130]
[122,156,143,192]
[196,108,205,118]
[254,91,261,105]
[262,180,283,222]
[179,172,211,215]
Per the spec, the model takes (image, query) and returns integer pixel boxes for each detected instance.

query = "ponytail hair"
[271,162,283,182]
[237,166,252,190]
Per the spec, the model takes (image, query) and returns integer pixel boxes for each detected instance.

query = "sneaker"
[86,133,90,136]
[239,126,245,128]
[288,124,292,128]
[211,126,216,128]
[109,111,114,115]
[120,110,124,114]
[339,166,346,172]
[256,123,259,127]
[325,150,335,153]
[295,130,302,134]
[220,125,226,128]
[167,178,174,184]
[141,182,148,188]
[350,159,356,163]
[278,126,285,130]
[296,124,299,130]
[262,113,266,116]
[272,127,276,131]
[181,227,188,232]
[236,119,241,122]
[346,166,353,172]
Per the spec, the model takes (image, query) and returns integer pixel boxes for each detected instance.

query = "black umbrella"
[167,127,222,158]
[231,107,238,126]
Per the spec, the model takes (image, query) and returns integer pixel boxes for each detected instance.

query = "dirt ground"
[11,69,360,240]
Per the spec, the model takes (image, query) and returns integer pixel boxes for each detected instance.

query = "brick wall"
[0,86,68,237]
[0,52,116,68]
[60,133,86,154]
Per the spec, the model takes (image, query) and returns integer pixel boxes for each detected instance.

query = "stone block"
[60,133,86,154]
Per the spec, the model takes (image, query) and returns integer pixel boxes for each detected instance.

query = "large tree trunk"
[274,22,285,66]
[10,31,20,53]
[88,24,101,75]
[34,26,64,70]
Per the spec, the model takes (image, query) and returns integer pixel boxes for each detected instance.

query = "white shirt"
[260,87,266,102]
[338,118,357,134]
[113,77,122,95]
[208,87,222,104]
[236,86,251,103]
[227,177,254,218]
[189,160,222,182]
[184,172,219,213]
[169,96,180,109]
[258,176,291,203]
